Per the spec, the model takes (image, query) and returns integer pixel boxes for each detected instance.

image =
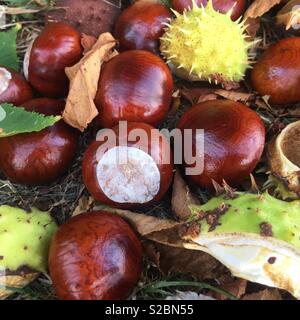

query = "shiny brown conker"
[251,37,300,105]
[0,66,34,106]
[0,98,79,185]
[49,211,142,300]
[177,99,265,188]
[95,50,173,128]
[115,1,172,54]
[82,122,174,209]
[28,22,83,98]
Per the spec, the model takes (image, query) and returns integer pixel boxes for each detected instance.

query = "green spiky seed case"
[160,1,250,82]
[189,192,300,248]
[0,206,57,273]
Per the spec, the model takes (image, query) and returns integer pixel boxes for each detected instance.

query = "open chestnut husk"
[49,211,142,300]
[95,50,173,128]
[115,1,172,53]
[172,0,246,21]
[82,122,174,209]
[268,120,300,196]
[0,98,79,185]
[27,22,83,98]
[177,99,265,188]
[0,66,33,106]
[251,37,300,105]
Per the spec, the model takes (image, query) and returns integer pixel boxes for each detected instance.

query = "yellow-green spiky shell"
[160,1,250,82]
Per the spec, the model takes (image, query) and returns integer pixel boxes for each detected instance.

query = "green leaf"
[0,103,61,137]
[0,24,21,71]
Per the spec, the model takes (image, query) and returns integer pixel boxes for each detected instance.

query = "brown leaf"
[180,87,216,104]
[210,277,247,300]
[81,34,98,54]
[63,33,117,131]
[244,17,261,38]
[171,169,200,221]
[180,87,253,105]
[214,89,255,102]
[144,241,228,281]
[72,196,95,217]
[276,0,300,30]
[197,94,218,103]
[244,0,283,19]
[242,289,282,300]
[94,204,182,242]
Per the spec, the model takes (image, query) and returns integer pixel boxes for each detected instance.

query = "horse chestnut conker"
[95,50,173,128]
[27,22,83,98]
[49,211,142,300]
[172,0,246,21]
[0,66,33,106]
[82,122,174,209]
[177,99,265,188]
[251,37,300,105]
[0,98,79,185]
[115,1,172,53]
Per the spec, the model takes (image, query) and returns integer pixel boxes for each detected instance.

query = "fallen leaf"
[197,94,218,103]
[276,0,300,30]
[244,17,261,38]
[144,241,228,281]
[81,34,98,54]
[244,0,283,19]
[210,277,247,300]
[242,289,282,300]
[180,87,216,104]
[171,169,200,221]
[243,0,283,37]
[72,196,95,216]
[180,87,254,105]
[63,33,117,131]
[214,89,254,102]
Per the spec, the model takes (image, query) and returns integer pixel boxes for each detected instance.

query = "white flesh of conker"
[0,67,12,95]
[97,146,161,204]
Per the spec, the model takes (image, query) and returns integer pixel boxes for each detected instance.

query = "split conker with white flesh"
[0,66,33,106]
[115,1,172,53]
[0,98,79,185]
[251,37,300,105]
[172,0,246,21]
[177,99,265,189]
[27,22,83,98]
[82,122,174,209]
[95,50,174,128]
[49,211,142,300]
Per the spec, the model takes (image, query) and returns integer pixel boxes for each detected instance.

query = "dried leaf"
[214,89,254,102]
[81,34,97,54]
[63,33,117,131]
[244,0,283,19]
[94,204,182,242]
[210,277,247,300]
[244,17,261,38]
[180,87,254,105]
[197,94,218,103]
[242,289,282,300]
[276,0,300,30]
[72,196,95,217]
[171,169,200,221]
[144,241,227,281]
[0,273,38,299]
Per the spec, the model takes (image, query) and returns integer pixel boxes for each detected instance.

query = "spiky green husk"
[189,192,300,248]
[0,206,57,272]
[160,1,250,82]
[264,175,299,201]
